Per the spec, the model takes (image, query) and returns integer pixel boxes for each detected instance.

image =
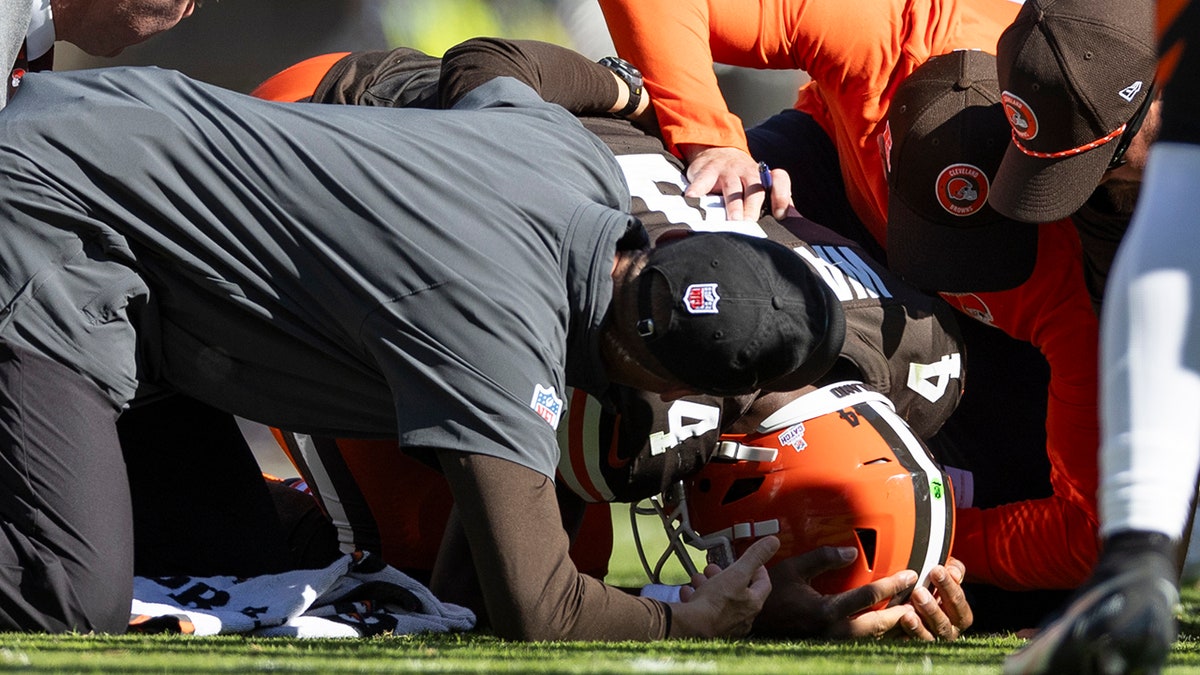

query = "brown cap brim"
[989,138,1113,223]
[888,190,1039,293]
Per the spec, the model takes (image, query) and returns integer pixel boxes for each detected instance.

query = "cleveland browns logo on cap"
[935,164,990,217]
[1001,91,1039,141]
[943,292,995,325]
[683,283,720,314]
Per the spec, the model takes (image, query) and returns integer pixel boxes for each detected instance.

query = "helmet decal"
[777,423,807,452]
[1001,91,1039,141]
[935,163,990,217]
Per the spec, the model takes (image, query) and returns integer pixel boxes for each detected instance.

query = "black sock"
[1096,530,1180,582]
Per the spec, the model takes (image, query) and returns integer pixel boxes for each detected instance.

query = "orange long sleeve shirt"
[941,221,1100,590]
[599,0,1022,249]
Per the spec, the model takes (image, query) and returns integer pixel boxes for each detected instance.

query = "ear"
[658,385,698,402]
[654,228,694,246]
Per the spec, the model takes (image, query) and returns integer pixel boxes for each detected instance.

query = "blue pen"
[758,161,773,217]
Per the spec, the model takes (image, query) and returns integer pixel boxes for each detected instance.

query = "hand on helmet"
[896,557,972,641]
[747,546,969,640]
[667,535,778,638]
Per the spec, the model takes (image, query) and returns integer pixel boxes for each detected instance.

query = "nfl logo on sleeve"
[531,384,564,429]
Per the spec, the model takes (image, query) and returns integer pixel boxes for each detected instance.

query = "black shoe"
[1003,556,1179,675]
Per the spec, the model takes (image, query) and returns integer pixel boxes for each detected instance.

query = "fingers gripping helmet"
[638,381,954,599]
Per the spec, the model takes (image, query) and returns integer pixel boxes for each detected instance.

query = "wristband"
[639,583,683,603]
[598,56,644,117]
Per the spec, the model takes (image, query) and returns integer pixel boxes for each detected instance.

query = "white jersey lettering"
[907,353,963,403]
[649,399,722,456]
[794,246,892,301]
[616,154,767,237]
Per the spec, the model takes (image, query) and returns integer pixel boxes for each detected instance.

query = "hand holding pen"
[758,162,774,218]
[758,161,794,220]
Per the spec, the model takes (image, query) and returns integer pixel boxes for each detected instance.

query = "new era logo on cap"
[1118,81,1143,102]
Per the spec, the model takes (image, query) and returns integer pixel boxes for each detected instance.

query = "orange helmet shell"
[681,381,954,601]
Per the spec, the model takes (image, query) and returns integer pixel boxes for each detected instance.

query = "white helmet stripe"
[856,400,952,593]
[756,380,893,432]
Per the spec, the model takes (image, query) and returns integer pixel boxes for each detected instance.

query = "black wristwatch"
[598,56,644,117]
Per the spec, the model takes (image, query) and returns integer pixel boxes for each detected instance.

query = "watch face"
[601,56,642,82]
[600,56,643,115]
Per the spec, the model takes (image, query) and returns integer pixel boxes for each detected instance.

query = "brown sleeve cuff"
[436,450,670,640]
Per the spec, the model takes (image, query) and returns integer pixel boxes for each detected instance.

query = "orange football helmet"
[635,381,955,603]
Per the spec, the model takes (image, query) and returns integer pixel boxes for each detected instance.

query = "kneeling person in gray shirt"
[0,67,841,639]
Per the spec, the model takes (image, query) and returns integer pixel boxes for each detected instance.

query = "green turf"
[3,506,1199,674]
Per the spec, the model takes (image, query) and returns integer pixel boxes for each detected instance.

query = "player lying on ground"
[0,63,844,639]
[253,37,971,640]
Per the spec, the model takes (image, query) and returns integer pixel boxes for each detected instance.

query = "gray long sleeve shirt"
[0,67,639,479]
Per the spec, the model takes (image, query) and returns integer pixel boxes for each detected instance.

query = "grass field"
[3,506,1200,674]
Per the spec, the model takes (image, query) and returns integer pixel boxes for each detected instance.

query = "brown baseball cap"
[989,0,1156,223]
[886,50,1038,293]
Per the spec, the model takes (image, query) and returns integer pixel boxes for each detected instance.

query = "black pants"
[0,341,133,633]
[122,394,338,580]
[0,339,337,633]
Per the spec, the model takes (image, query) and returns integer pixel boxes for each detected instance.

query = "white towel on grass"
[129,550,475,637]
